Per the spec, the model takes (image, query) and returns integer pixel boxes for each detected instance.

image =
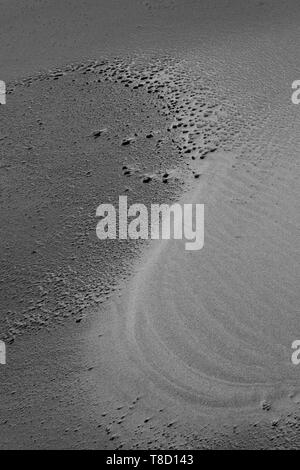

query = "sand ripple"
[117,136,300,412]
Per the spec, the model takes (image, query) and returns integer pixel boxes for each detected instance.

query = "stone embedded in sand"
[142,176,152,183]
[121,137,135,146]
[92,128,107,138]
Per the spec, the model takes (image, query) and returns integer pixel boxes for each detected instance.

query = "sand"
[0,0,299,449]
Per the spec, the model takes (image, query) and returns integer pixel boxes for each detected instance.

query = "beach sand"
[0,0,299,449]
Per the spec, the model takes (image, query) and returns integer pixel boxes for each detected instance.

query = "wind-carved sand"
[117,146,299,411]
[1,55,299,449]
[105,57,300,421]
[105,111,300,447]
[1,0,300,450]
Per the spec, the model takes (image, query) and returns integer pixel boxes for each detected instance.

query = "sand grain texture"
[0,0,299,449]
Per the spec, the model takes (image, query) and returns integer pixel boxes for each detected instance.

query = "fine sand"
[0,0,299,449]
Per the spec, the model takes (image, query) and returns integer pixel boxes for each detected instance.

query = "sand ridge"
[115,143,299,411]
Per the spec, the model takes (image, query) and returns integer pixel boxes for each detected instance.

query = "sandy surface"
[0,0,299,449]
[0,57,185,342]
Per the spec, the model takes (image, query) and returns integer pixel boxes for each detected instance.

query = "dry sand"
[0,0,299,449]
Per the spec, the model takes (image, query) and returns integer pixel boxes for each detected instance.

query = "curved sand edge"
[109,140,299,425]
